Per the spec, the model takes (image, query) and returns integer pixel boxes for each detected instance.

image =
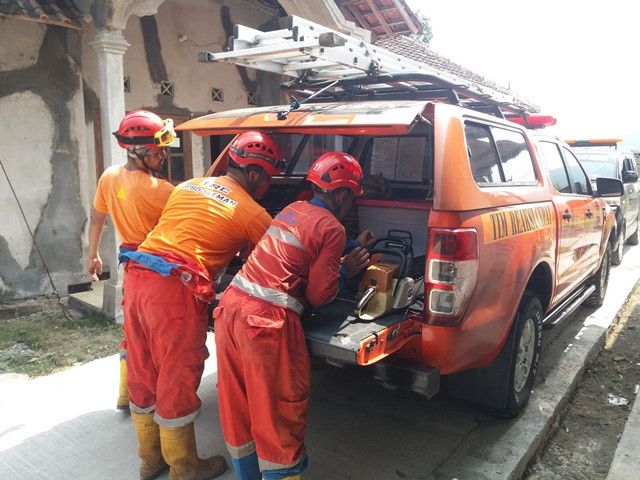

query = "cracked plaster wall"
[0,21,88,300]
[0,0,318,301]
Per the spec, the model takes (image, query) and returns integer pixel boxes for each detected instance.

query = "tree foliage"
[408,10,433,45]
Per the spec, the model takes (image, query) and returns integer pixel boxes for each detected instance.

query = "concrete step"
[68,280,105,316]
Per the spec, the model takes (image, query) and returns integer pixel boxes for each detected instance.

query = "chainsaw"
[354,231,417,321]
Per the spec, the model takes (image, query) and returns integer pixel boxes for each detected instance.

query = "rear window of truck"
[361,136,431,182]
[357,134,433,200]
[271,133,358,175]
[465,122,537,186]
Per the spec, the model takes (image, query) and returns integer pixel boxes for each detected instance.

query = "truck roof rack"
[197,15,540,119]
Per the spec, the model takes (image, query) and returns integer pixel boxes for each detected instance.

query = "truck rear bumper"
[317,355,440,399]
[365,357,440,399]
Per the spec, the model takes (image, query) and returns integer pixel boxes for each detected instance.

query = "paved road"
[1,244,638,479]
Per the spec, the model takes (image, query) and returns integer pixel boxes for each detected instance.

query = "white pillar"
[90,31,130,323]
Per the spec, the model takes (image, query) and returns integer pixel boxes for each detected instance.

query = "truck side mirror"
[595,177,624,197]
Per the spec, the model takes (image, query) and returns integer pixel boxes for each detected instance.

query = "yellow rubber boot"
[131,412,169,480]
[117,355,130,410]
[159,422,227,480]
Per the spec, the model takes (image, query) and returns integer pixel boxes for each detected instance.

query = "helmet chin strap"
[329,190,343,216]
[132,150,154,174]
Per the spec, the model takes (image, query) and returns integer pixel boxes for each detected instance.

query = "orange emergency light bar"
[565,139,623,148]
[507,114,557,129]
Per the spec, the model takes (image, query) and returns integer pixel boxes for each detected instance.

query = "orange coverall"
[214,198,346,479]
[92,164,174,353]
[122,175,271,425]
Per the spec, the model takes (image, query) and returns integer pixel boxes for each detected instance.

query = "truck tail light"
[425,228,478,326]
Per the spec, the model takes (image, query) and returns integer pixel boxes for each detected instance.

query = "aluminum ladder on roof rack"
[198,15,449,80]
[196,15,537,115]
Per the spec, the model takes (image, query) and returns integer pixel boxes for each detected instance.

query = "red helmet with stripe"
[307,152,363,195]
[228,131,285,176]
[113,110,175,151]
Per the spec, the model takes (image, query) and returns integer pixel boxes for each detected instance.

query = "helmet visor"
[153,119,176,147]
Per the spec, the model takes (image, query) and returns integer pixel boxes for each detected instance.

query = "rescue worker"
[86,110,176,411]
[120,131,285,480]
[214,151,373,480]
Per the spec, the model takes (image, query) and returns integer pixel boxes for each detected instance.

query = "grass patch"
[0,309,123,378]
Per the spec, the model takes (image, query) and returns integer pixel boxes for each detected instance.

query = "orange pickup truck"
[179,98,622,416]
[177,16,623,414]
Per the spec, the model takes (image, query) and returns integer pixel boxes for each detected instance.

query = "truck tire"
[499,290,543,417]
[587,242,611,307]
[627,217,639,245]
[612,224,625,266]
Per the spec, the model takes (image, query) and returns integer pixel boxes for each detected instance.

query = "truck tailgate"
[302,298,422,366]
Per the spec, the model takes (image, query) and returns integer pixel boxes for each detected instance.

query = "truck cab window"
[563,147,591,195]
[539,141,571,194]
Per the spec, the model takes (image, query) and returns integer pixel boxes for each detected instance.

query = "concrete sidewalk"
[0,335,232,479]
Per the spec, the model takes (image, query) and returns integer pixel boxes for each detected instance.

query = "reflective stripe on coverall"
[214,199,346,478]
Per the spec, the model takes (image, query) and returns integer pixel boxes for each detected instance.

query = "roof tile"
[0,0,90,30]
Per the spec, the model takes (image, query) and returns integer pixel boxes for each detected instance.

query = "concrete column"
[89,31,130,323]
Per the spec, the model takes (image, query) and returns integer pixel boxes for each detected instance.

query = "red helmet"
[307,152,363,195]
[113,110,176,150]
[228,131,285,176]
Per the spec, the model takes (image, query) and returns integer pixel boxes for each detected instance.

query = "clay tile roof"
[335,0,422,40]
[0,0,90,30]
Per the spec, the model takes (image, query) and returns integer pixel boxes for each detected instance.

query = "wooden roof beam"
[360,0,394,37]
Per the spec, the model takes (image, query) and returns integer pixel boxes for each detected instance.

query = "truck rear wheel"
[498,290,543,417]
[587,242,611,307]
[612,224,625,266]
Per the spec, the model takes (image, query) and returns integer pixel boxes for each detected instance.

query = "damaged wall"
[0,21,89,301]
[0,0,289,302]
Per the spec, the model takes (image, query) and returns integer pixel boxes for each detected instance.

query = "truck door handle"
[586,210,594,218]
[563,211,573,219]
